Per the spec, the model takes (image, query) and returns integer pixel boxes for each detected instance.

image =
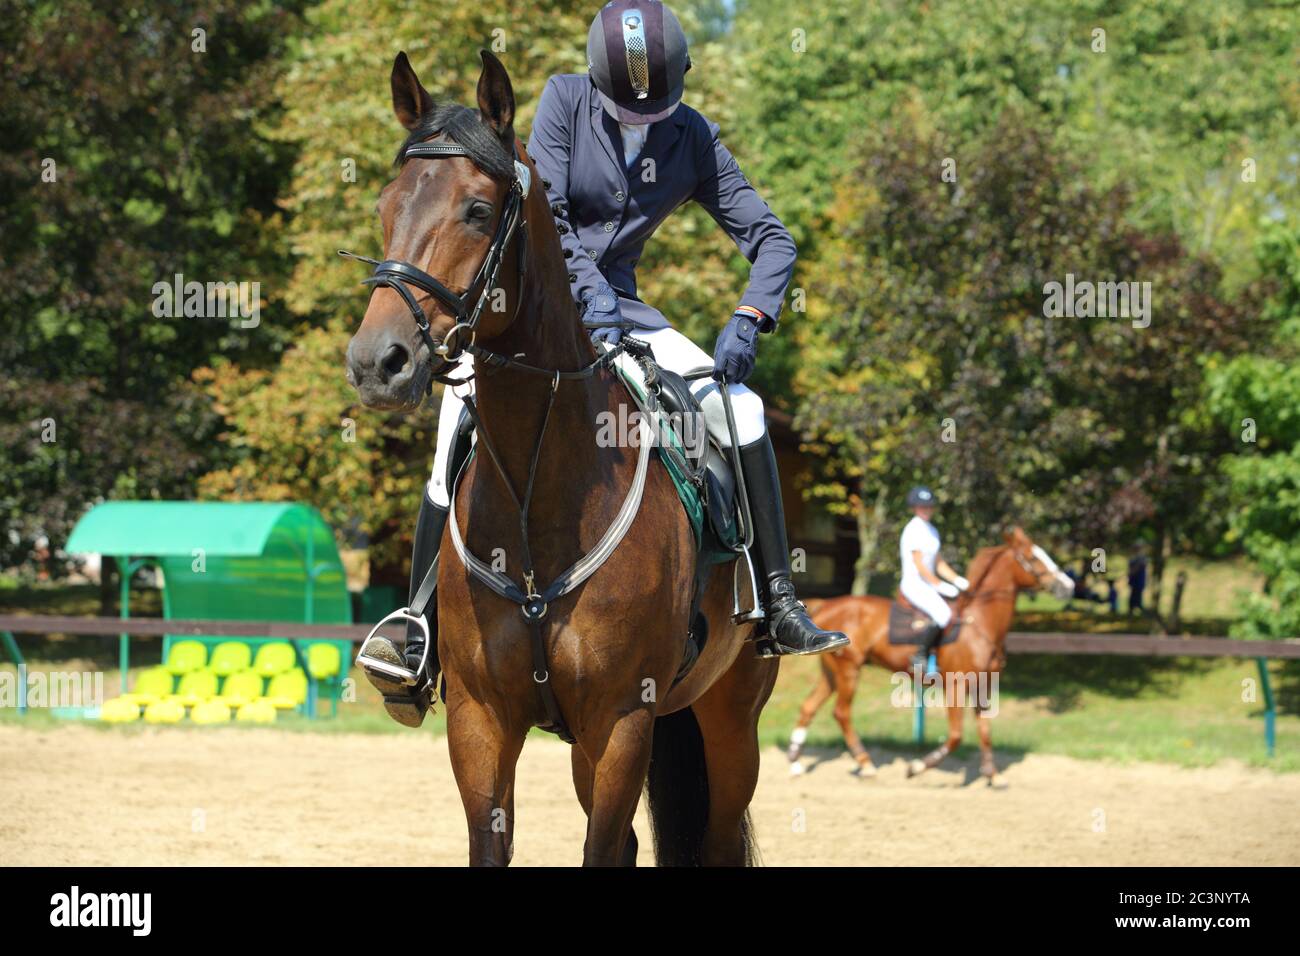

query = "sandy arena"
[2,724,1297,866]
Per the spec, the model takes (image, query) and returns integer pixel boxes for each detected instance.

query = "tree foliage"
[1208,221,1300,638]
[797,106,1257,578]
[0,0,303,569]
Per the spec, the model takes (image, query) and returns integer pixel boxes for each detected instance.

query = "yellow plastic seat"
[236,699,277,724]
[253,642,296,677]
[214,669,264,707]
[190,700,232,725]
[119,666,176,707]
[307,643,341,680]
[261,668,308,710]
[100,697,142,723]
[143,698,186,724]
[208,641,252,677]
[164,640,208,676]
[169,669,219,708]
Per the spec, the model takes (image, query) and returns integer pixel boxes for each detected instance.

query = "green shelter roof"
[66,501,329,558]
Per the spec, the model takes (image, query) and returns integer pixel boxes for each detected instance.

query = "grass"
[2,560,1295,771]
[763,653,1299,772]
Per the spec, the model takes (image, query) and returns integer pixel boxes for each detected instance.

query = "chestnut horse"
[343,50,776,865]
[785,528,1072,783]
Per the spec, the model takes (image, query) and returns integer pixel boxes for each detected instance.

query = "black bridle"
[338,141,530,381]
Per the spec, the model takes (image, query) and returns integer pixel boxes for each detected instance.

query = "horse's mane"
[962,544,1009,599]
[395,101,515,181]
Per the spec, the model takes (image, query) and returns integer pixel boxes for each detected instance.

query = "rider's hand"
[712,308,762,384]
[936,581,960,599]
[952,575,971,592]
[582,282,625,347]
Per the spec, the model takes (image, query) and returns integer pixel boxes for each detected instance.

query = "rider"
[360,0,848,726]
[899,486,969,671]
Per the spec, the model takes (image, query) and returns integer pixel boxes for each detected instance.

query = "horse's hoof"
[907,759,926,778]
[789,760,805,776]
[852,763,877,779]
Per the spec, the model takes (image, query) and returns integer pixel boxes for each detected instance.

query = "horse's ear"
[391,51,433,130]
[476,49,515,138]
[1002,529,1016,546]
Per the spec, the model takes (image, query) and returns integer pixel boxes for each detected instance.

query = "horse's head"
[1002,527,1074,599]
[345,49,527,410]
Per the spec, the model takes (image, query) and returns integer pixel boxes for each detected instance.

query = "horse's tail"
[645,706,757,866]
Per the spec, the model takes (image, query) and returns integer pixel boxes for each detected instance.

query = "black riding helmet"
[587,0,691,124]
[906,486,936,508]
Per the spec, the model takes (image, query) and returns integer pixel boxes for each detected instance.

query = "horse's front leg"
[578,707,654,866]
[445,692,528,866]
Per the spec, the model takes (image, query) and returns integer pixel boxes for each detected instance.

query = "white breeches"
[426,325,768,506]
[900,578,953,628]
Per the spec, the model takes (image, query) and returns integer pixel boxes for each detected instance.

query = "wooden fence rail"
[2,615,1298,657]
[2,615,1292,753]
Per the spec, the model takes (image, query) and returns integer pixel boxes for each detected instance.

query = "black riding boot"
[911,622,942,675]
[739,434,850,658]
[359,494,446,728]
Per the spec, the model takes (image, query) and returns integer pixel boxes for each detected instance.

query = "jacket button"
[615,191,625,202]
[603,221,614,232]
[588,250,598,260]
[567,273,577,282]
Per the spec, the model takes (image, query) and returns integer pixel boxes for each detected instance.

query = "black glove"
[712,309,762,384]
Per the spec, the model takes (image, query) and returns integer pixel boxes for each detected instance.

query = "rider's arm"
[691,119,796,332]
[936,557,970,591]
[528,77,608,310]
[911,551,945,587]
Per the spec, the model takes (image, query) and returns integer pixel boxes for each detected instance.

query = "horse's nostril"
[381,342,410,379]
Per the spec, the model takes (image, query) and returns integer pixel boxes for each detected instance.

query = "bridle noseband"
[338,141,530,382]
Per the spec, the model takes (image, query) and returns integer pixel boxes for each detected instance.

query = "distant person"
[1127,544,1148,614]
[899,486,969,671]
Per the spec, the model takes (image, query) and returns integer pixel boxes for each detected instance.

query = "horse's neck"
[467,211,619,520]
[966,550,1018,642]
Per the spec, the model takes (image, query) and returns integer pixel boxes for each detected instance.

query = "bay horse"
[785,528,1073,784]
[342,50,776,865]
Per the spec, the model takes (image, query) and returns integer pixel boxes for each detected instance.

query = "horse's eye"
[467,201,493,222]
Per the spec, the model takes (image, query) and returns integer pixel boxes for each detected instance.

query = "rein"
[344,135,648,744]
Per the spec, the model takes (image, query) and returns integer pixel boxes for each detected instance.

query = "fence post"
[1257,658,1275,758]
[2,632,26,716]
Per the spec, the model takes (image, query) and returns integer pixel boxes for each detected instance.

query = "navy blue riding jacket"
[527,73,797,330]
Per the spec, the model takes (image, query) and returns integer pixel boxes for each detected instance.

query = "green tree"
[1208,220,1300,638]
[0,0,303,570]
[798,106,1257,595]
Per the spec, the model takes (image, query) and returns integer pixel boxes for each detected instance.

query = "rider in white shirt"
[899,486,969,669]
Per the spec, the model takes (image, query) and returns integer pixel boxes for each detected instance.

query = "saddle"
[887,591,963,647]
[613,344,741,565]
[613,340,754,681]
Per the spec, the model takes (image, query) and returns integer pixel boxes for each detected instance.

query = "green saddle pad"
[615,365,738,566]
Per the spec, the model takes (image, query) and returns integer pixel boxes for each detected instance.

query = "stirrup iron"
[731,545,765,625]
[356,607,432,687]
